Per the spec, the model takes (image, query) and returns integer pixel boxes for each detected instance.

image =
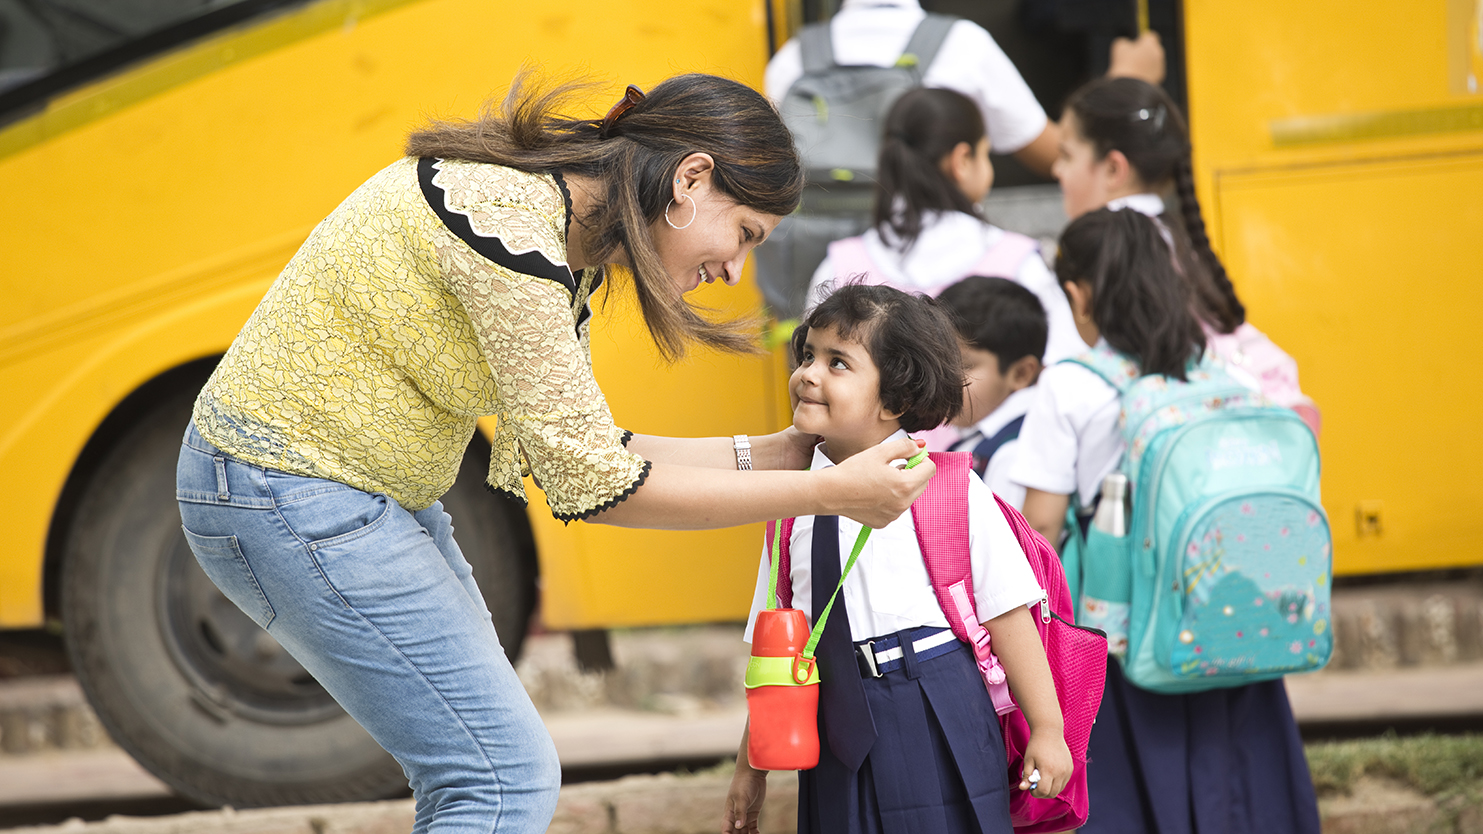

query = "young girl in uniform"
[1010,209,1321,834]
[806,88,1083,365]
[1051,76,1320,434]
[723,283,1072,834]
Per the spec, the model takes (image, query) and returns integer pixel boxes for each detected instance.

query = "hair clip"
[1133,105,1167,133]
[599,84,646,139]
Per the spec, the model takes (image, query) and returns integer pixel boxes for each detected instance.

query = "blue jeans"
[176,422,560,833]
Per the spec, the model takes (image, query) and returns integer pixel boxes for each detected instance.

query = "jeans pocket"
[267,473,392,548]
[181,527,276,629]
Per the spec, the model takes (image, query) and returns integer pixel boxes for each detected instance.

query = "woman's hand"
[1019,729,1074,799]
[723,763,768,833]
[822,437,934,528]
[764,427,821,471]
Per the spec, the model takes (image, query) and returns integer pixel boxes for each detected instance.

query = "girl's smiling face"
[789,323,903,461]
[650,155,780,294]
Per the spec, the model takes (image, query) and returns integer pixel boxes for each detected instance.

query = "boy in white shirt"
[937,277,1048,509]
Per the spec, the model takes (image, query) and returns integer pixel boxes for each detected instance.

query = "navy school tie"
[811,514,877,771]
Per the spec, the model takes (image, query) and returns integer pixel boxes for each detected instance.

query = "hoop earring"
[665,195,697,230]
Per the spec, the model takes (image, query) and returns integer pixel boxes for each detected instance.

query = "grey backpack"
[755,13,957,319]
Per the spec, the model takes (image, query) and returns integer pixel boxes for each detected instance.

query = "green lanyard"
[767,446,929,668]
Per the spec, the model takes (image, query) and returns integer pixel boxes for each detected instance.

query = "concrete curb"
[7,769,1483,834]
[1,771,796,834]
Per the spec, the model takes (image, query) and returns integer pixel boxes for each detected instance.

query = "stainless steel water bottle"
[1092,473,1129,537]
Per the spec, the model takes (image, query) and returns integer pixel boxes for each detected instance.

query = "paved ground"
[4,661,1483,829]
[2,575,1481,832]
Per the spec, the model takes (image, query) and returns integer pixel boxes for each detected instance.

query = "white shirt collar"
[1106,192,1166,217]
[973,386,1036,438]
[839,0,920,9]
[811,428,911,470]
[1107,193,1173,249]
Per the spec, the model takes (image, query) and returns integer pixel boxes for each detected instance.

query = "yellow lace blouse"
[193,157,649,520]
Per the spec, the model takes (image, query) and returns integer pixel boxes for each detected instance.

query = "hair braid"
[1172,156,1245,330]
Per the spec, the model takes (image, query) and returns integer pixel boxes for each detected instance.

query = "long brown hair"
[1066,77,1245,334]
[406,72,803,360]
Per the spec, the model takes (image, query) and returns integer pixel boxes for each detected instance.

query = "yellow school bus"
[1,0,1479,810]
[1181,0,1483,577]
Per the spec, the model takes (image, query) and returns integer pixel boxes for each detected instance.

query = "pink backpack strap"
[967,231,1039,280]
[827,236,878,283]
[992,493,1063,613]
[912,451,1016,715]
[763,517,798,609]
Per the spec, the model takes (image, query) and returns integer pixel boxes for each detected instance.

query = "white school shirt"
[764,0,1048,156]
[1009,342,1124,509]
[744,430,1044,643]
[950,386,1037,510]
[805,211,1084,364]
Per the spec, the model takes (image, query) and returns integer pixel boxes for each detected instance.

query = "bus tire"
[61,387,538,808]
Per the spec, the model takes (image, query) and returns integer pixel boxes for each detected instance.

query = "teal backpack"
[1062,345,1333,694]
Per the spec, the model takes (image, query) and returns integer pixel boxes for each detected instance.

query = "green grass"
[1305,733,1483,798]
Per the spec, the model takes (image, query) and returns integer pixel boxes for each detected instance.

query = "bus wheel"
[61,388,538,808]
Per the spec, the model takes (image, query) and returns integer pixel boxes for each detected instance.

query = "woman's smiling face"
[650,154,780,294]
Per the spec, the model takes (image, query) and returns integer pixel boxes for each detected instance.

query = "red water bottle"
[745,607,820,770]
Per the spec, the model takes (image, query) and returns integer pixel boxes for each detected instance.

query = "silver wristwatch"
[732,434,753,471]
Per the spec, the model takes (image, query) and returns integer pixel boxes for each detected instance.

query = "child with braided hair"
[1051,77,1320,436]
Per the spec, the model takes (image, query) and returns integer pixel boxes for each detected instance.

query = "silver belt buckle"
[860,640,882,678]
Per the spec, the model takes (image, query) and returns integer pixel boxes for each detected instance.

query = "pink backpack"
[1204,321,1322,436]
[765,452,1109,832]
[826,229,1040,297]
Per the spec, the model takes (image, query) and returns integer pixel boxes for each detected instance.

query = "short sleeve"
[743,544,771,643]
[1010,363,1122,505]
[764,38,804,103]
[968,475,1043,621]
[983,442,1027,510]
[450,265,649,520]
[924,21,1048,155]
[1010,366,1087,497]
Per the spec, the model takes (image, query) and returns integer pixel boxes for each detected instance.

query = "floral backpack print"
[1063,345,1333,694]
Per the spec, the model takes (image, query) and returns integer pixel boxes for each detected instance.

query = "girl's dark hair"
[406,72,803,361]
[873,87,984,251]
[1066,76,1245,333]
[1055,209,1205,381]
[790,283,963,432]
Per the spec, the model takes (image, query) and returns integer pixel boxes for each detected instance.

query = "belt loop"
[860,640,882,678]
[899,629,921,680]
[214,455,230,502]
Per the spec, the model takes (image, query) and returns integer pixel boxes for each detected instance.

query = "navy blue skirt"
[1082,657,1321,834]
[798,638,1013,834]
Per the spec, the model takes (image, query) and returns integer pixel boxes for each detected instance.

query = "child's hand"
[723,766,768,833]
[1019,730,1073,799]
